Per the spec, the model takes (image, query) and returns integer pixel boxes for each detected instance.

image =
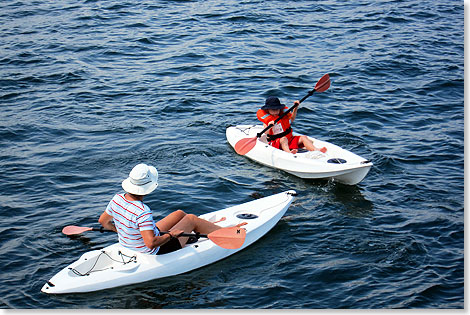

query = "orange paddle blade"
[234,137,257,155]
[208,226,246,249]
[62,225,93,235]
[315,73,330,92]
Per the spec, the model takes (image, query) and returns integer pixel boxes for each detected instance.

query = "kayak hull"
[226,125,372,185]
[41,190,296,294]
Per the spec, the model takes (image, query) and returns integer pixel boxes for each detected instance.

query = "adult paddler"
[98,163,224,255]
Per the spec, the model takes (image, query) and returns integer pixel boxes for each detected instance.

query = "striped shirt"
[105,193,160,254]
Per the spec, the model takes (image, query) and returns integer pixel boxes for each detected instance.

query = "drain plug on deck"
[236,213,258,219]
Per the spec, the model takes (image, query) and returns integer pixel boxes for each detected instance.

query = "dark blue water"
[0,0,463,309]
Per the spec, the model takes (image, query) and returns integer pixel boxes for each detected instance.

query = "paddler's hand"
[169,229,184,238]
[293,100,300,108]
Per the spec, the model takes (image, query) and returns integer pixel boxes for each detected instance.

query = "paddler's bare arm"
[141,229,183,250]
[291,100,300,122]
[98,212,117,232]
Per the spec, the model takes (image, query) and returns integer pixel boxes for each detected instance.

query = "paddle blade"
[208,226,246,249]
[62,226,92,235]
[234,137,257,155]
[314,73,330,93]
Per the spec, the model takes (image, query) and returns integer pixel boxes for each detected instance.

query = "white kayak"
[226,125,372,185]
[41,190,296,294]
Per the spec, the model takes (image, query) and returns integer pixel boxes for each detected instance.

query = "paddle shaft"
[256,89,315,138]
[88,227,207,238]
[161,231,208,238]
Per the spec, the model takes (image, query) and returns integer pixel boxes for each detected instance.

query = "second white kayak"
[41,190,296,294]
[226,125,372,185]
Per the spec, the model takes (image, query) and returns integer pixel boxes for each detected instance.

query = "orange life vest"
[256,107,293,141]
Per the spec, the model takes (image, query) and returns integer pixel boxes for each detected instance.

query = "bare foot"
[290,149,298,154]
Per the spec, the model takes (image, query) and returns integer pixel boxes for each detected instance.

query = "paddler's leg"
[288,136,300,154]
[170,214,221,246]
[298,135,327,153]
[279,137,291,153]
[155,210,187,233]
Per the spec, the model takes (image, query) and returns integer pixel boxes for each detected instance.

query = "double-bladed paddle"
[62,224,246,249]
[234,73,331,155]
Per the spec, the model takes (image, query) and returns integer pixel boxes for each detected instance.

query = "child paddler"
[257,96,327,154]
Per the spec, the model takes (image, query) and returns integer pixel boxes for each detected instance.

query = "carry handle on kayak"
[234,73,331,156]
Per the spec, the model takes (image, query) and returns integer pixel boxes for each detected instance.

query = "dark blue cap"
[261,97,284,110]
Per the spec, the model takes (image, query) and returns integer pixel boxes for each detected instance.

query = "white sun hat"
[122,163,159,196]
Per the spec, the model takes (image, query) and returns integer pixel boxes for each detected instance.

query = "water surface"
[0,0,463,309]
